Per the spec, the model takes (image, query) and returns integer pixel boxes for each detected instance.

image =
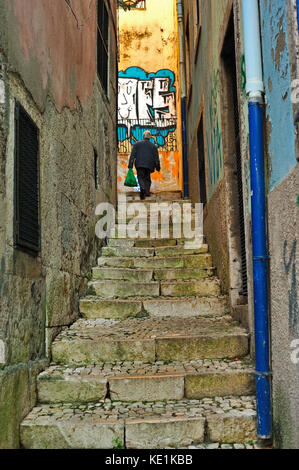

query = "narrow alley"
[0,0,298,453]
[20,193,256,449]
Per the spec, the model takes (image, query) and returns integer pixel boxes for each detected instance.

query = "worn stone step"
[20,396,256,449]
[101,245,208,258]
[153,267,214,281]
[107,238,179,248]
[80,296,228,320]
[107,229,204,243]
[91,267,214,282]
[37,359,255,404]
[119,207,196,216]
[88,280,160,298]
[101,246,155,258]
[80,298,143,319]
[155,245,208,257]
[87,278,220,299]
[107,239,136,248]
[116,214,199,225]
[92,267,154,282]
[97,253,213,269]
[134,238,182,247]
[142,297,228,318]
[107,238,190,248]
[160,279,221,297]
[109,225,202,240]
[51,317,249,364]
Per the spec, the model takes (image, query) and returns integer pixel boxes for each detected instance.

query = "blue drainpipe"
[241,0,272,442]
[297,0,299,31]
[177,0,189,198]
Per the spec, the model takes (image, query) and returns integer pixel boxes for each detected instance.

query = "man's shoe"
[140,190,145,200]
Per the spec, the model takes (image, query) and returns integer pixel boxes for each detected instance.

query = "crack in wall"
[64,0,94,30]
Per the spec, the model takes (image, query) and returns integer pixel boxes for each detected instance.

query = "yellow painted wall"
[117,0,183,193]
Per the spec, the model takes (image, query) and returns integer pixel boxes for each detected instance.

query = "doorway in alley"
[220,10,248,303]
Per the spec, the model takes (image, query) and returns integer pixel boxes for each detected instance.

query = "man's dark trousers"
[137,168,151,198]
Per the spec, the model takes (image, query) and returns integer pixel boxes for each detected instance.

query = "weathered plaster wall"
[2,0,97,112]
[184,0,254,337]
[0,0,117,448]
[185,0,227,200]
[268,168,298,448]
[185,1,246,305]
[260,0,297,190]
[260,0,299,448]
[117,0,182,193]
[184,0,228,298]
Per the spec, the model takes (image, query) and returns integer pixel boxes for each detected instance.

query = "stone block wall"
[0,0,117,447]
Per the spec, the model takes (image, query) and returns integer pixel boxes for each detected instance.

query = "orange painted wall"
[117,0,182,193]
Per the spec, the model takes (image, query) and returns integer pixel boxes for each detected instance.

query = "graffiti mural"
[118,67,177,150]
[206,70,223,198]
[117,67,180,193]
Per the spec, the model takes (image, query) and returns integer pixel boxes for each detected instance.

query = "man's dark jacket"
[128,139,160,173]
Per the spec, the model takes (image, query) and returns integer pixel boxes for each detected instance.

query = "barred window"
[14,102,40,254]
[97,0,109,94]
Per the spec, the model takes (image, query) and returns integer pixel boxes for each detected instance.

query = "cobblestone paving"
[42,358,254,379]
[23,395,256,423]
[21,196,258,449]
[54,316,248,342]
[184,442,263,449]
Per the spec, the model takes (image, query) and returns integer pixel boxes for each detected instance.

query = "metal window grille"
[97,0,109,93]
[117,118,178,154]
[14,102,40,254]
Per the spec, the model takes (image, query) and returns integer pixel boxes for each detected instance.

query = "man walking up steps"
[128,130,161,200]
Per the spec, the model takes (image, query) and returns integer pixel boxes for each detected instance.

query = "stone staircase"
[20,194,257,449]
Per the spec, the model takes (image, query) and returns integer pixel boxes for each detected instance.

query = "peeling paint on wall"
[260,0,297,191]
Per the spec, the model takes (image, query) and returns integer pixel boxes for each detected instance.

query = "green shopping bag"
[124,168,138,187]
